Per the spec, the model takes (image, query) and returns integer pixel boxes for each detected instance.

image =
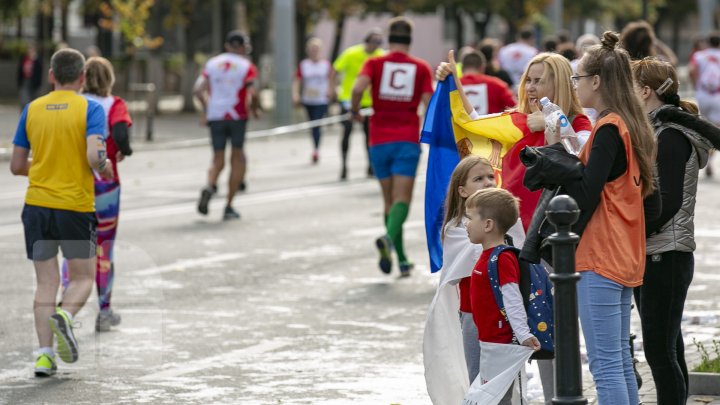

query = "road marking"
[138,340,289,380]
[132,253,246,276]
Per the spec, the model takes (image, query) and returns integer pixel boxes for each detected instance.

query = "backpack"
[486,244,554,360]
[698,53,720,93]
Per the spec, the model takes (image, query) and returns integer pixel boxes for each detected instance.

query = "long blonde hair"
[582,31,656,198]
[442,156,493,240]
[631,57,699,114]
[517,52,584,118]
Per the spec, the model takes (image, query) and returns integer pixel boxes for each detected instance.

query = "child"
[466,188,539,403]
[441,156,497,383]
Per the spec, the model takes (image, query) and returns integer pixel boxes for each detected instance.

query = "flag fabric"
[420,77,462,274]
[463,342,534,405]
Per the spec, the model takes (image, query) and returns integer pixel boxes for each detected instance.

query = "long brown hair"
[582,31,656,198]
[442,156,493,240]
[517,53,584,118]
[84,56,115,97]
[631,57,699,114]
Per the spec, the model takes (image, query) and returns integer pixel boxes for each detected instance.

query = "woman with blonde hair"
[62,56,133,332]
[631,57,720,404]
[566,31,657,404]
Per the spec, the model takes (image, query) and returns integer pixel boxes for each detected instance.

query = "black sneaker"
[223,206,240,220]
[340,166,348,181]
[367,166,375,178]
[399,262,414,278]
[239,182,247,192]
[375,236,393,274]
[197,186,214,215]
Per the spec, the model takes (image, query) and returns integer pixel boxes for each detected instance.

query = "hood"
[651,105,720,167]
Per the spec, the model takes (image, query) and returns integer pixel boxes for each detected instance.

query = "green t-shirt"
[333,44,385,106]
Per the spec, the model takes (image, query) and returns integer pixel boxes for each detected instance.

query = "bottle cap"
[539,97,550,106]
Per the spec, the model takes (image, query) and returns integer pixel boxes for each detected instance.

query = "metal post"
[272,0,296,125]
[546,195,587,405]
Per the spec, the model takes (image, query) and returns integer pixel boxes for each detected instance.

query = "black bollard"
[546,195,587,405]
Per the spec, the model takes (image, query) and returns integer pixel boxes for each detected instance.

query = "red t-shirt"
[501,114,593,231]
[459,73,516,115]
[106,97,133,182]
[470,249,520,343]
[360,51,434,146]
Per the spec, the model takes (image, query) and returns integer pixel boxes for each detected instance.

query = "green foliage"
[693,338,720,373]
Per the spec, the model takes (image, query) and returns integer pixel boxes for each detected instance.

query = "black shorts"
[21,205,97,261]
[209,120,247,151]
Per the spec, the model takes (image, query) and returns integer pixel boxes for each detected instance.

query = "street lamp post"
[546,195,587,405]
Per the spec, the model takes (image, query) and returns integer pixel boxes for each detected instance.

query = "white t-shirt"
[201,53,258,121]
[296,59,331,105]
[498,42,538,88]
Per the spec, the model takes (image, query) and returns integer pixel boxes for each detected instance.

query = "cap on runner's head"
[225,30,249,47]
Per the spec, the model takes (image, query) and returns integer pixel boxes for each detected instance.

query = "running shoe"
[367,166,375,178]
[197,186,214,215]
[96,309,121,332]
[223,206,241,220]
[399,262,414,278]
[34,353,57,377]
[312,150,319,164]
[239,182,247,192]
[50,308,78,363]
[375,235,393,274]
[340,166,348,181]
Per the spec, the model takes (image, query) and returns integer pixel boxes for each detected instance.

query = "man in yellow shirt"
[330,28,385,180]
[10,48,113,377]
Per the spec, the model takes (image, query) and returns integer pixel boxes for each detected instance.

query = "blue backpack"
[486,244,554,359]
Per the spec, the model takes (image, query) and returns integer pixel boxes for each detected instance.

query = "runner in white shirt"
[498,26,539,91]
[690,31,720,177]
[292,38,332,164]
[194,31,260,220]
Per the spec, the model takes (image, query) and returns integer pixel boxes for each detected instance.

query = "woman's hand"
[435,50,458,82]
[526,100,546,132]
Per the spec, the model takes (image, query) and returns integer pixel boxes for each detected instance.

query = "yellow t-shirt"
[333,44,385,106]
[13,90,106,212]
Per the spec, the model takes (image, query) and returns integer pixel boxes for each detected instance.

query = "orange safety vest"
[575,113,646,287]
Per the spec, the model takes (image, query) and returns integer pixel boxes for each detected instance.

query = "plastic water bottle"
[539,97,581,155]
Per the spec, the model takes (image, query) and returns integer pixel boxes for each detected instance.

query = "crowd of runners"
[8,12,720,405]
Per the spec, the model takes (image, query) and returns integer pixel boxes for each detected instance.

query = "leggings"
[339,104,370,169]
[62,179,121,310]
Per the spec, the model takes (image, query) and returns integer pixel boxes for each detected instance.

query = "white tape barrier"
[139,108,374,150]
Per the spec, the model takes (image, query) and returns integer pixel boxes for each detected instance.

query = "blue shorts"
[369,142,421,180]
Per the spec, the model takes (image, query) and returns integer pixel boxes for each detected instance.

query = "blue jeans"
[577,271,638,405]
[304,104,328,149]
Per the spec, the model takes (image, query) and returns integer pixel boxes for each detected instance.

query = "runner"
[194,30,260,219]
[351,16,434,277]
[330,28,385,180]
[458,50,516,115]
[293,37,332,164]
[498,26,539,91]
[689,31,720,177]
[10,48,112,376]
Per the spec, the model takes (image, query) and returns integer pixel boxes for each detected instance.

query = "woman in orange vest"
[565,31,657,404]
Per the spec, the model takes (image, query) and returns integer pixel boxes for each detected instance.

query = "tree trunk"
[473,11,492,42]
[181,23,197,112]
[16,14,22,39]
[454,7,465,49]
[330,12,345,63]
[60,1,69,42]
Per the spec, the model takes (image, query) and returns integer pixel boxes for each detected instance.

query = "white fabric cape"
[424,220,525,405]
[463,341,534,405]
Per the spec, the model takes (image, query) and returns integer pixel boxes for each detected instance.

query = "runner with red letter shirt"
[351,17,434,277]
[459,50,516,116]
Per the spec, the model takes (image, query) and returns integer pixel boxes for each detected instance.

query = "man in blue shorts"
[351,17,434,276]
[11,48,112,376]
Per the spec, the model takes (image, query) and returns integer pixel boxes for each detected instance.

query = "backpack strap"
[486,244,521,344]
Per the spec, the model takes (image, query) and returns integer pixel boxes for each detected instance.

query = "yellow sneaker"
[50,308,78,363]
[34,353,57,377]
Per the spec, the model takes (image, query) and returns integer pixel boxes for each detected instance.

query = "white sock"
[38,347,55,358]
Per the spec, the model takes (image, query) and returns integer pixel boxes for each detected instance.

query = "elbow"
[10,164,21,176]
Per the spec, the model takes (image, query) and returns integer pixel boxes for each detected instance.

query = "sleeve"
[295,63,303,79]
[469,110,481,120]
[646,128,692,234]
[245,63,258,85]
[109,98,132,127]
[497,251,521,286]
[86,101,106,138]
[501,283,533,343]
[563,124,625,213]
[572,115,593,149]
[332,51,347,72]
[12,105,30,149]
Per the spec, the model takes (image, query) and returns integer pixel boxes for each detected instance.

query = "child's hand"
[522,336,541,351]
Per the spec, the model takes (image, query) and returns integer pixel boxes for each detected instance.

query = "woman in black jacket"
[631,57,720,405]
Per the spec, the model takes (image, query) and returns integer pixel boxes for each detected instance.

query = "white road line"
[132,253,247,276]
[138,340,289,381]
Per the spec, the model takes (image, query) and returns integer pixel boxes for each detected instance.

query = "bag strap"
[486,244,520,345]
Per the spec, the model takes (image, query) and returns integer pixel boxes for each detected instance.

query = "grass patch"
[693,338,720,373]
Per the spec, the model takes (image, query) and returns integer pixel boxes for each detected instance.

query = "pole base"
[552,397,588,405]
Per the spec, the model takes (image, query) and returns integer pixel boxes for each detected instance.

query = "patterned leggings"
[62,180,120,311]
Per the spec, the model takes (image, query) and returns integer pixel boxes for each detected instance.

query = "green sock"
[386,202,409,263]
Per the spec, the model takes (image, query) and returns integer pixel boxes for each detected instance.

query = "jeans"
[578,271,638,405]
[636,251,694,405]
[304,104,328,149]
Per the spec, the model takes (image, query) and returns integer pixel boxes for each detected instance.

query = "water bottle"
[539,97,581,155]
